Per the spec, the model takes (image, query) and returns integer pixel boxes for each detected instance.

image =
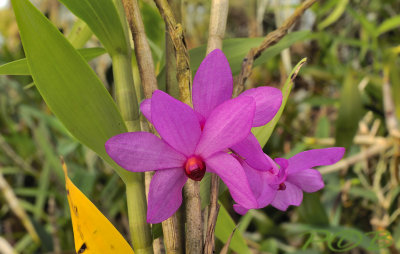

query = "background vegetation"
[0,0,399,253]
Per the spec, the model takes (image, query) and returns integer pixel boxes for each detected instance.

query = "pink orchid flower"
[233,147,345,215]
[105,90,258,223]
[141,49,283,171]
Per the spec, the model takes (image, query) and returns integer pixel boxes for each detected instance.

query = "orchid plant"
[106,49,345,225]
[3,0,346,253]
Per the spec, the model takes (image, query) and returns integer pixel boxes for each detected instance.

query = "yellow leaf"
[62,160,134,254]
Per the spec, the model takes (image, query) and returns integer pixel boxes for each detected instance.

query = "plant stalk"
[121,0,158,99]
[111,28,152,253]
[126,179,154,254]
[153,1,202,253]
[203,1,228,253]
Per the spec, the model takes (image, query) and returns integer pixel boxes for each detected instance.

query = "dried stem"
[158,1,186,252]
[153,1,202,253]
[206,0,229,54]
[161,210,184,254]
[0,167,40,243]
[0,237,16,254]
[234,0,318,96]
[319,140,392,175]
[48,196,61,254]
[122,0,158,98]
[203,1,229,253]
[154,0,192,105]
[383,67,400,139]
[183,181,203,253]
[165,0,180,99]
[204,175,220,254]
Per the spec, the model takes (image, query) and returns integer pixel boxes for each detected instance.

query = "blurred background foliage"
[0,0,400,253]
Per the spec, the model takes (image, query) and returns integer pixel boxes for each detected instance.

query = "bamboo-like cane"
[203,1,229,254]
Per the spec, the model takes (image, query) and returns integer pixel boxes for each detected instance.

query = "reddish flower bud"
[184,156,206,181]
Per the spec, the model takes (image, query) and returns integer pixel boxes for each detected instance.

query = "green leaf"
[215,203,252,254]
[377,15,400,36]
[334,70,363,151]
[11,0,130,178]
[190,31,310,76]
[317,0,349,30]
[58,0,128,55]
[252,58,307,147]
[0,48,106,76]
[297,193,330,226]
[157,31,309,91]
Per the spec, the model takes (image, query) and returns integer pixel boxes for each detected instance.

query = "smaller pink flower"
[233,148,345,215]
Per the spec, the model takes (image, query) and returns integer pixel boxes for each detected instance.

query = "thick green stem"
[112,53,152,253]
[112,54,141,132]
[126,178,154,254]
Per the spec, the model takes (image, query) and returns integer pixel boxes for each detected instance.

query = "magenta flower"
[141,49,283,171]
[233,147,345,215]
[105,89,258,223]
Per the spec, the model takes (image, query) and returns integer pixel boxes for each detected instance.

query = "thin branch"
[183,181,203,253]
[203,1,229,253]
[0,167,40,243]
[161,2,185,252]
[234,0,318,96]
[153,1,202,253]
[204,175,220,254]
[154,0,192,105]
[319,140,392,175]
[206,0,229,54]
[161,210,184,254]
[0,237,16,254]
[383,67,400,139]
[122,0,158,98]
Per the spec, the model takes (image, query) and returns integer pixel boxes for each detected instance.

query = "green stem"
[112,53,141,132]
[126,176,154,254]
[112,54,152,253]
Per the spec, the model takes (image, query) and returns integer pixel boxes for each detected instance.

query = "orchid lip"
[184,156,206,181]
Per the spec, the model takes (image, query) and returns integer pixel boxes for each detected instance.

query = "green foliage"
[0,48,106,75]
[11,0,130,179]
[57,0,129,55]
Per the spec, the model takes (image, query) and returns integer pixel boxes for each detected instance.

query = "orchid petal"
[271,182,303,211]
[193,49,233,119]
[287,169,324,192]
[233,204,249,215]
[151,90,201,156]
[140,98,152,122]
[205,152,257,208]
[147,168,187,223]
[196,96,255,158]
[231,133,275,171]
[239,159,277,208]
[239,86,282,127]
[105,132,186,172]
[288,147,345,174]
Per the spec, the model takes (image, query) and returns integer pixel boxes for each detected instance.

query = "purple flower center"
[184,156,206,181]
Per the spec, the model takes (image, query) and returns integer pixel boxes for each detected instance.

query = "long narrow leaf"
[215,203,252,254]
[58,0,128,55]
[11,0,130,178]
[0,48,106,76]
[253,58,307,147]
